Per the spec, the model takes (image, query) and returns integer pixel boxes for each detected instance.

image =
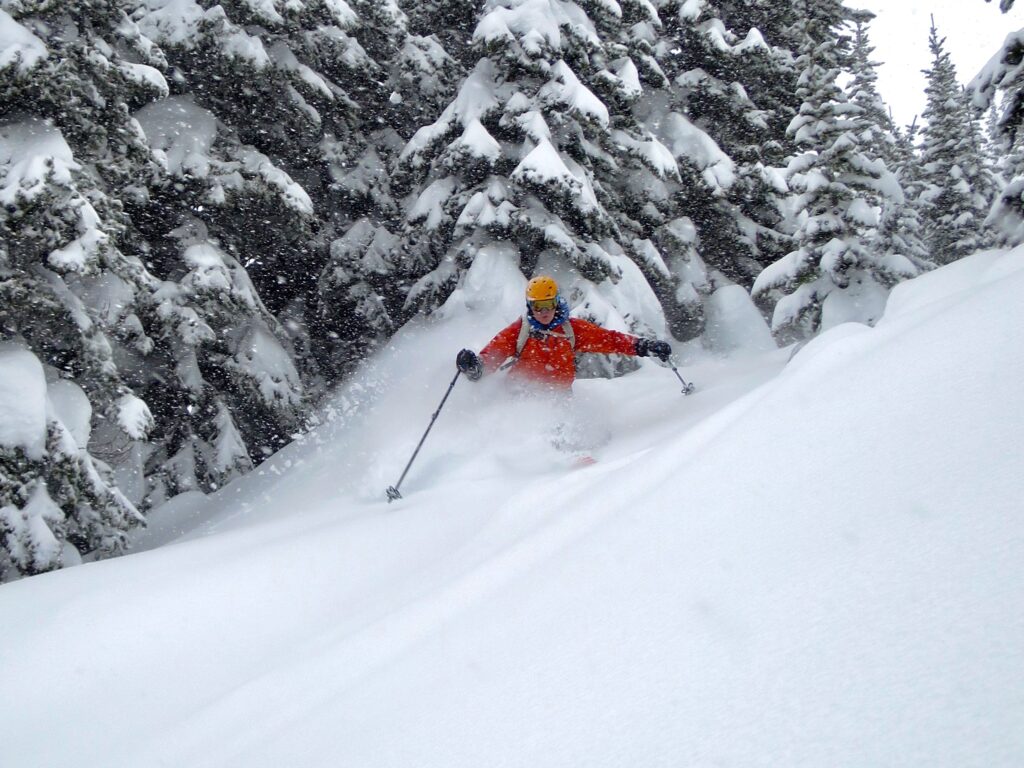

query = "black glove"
[456,348,483,381]
[635,338,672,362]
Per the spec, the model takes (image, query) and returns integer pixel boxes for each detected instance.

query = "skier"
[455,275,672,391]
[387,277,674,500]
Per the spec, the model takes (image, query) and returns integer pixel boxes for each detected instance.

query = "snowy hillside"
[2,249,1023,767]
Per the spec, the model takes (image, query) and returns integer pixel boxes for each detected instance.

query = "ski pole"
[386,369,462,502]
[671,365,696,395]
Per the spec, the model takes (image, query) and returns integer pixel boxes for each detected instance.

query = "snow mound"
[0,344,48,458]
[0,9,47,71]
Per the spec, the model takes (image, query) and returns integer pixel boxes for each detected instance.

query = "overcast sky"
[845,1,1024,127]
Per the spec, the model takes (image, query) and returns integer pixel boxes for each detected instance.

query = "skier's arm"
[464,320,521,376]
[571,319,644,356]
[572,319,672,360]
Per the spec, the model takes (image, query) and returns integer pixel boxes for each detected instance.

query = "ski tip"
[572,455,597,468]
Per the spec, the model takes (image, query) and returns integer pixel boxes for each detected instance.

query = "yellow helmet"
[526,275,559,302]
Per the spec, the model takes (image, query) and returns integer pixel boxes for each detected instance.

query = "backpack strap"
[516,314,531,356]
[561,318,576,350]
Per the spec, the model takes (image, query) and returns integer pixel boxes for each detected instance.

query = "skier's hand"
[635,338,672,362]
[456,349,483,381]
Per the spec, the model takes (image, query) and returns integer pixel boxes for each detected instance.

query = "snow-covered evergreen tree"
[918,20,996,262]
[983,99,1006,176]
[131,0,366,309]
[847,14,931,270]
[326,0,807,352]
[847,14,893,146]
[309,0,466,376]
[127,92,318,496]
[751,0,918,344]
[324,0,675,369]
[404,0,478,68]
[1,1,322,534]
[1,3,164,526]
[1,345,141,582]
[137,218,309,503]
[886,119,933,270]
[132,0,454,387]
[715,0,803,151]
[647,0,798,332]
[969,13,1024,244]
[987,128,1024,244]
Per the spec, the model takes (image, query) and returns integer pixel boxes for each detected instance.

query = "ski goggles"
[529,297,559,311]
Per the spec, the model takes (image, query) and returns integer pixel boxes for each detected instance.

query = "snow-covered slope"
[2,249,1023,767]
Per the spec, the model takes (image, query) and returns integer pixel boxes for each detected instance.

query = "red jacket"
[479,317,639,390]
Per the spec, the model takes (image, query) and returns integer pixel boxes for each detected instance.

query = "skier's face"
[532,306,556,325]
[529,297,558,325]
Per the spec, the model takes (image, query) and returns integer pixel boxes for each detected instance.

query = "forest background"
[2,0,1023,580]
